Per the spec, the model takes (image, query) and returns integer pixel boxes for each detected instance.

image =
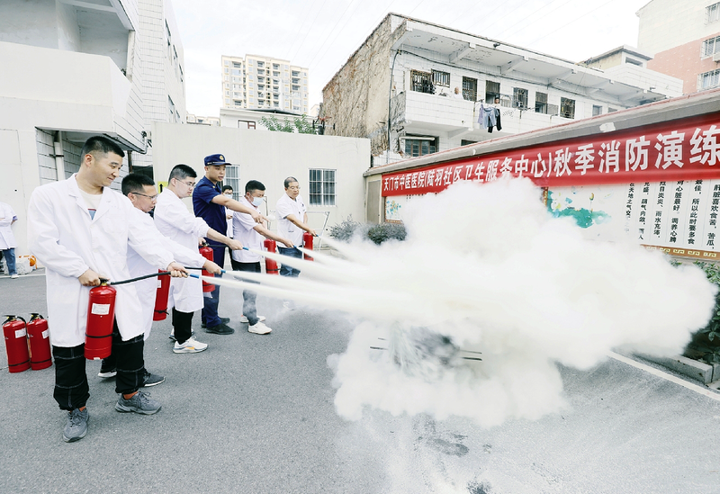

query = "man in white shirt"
[0,200,18,278]
[154,165,244,351]
[232,180,294,334]
[275,176,316,278]
[97,173,224,386]
[27,136,189,443]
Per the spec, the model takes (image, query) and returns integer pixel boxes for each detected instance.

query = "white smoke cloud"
[322,178,716,427]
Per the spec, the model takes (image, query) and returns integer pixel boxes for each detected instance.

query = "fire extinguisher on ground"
[27,313,52,370]
[3,315,30,373]
[264,239,279,275]
[303,232,314,261]
[153,270,171,321]
[85,282,116,360]
[199,246,215,293]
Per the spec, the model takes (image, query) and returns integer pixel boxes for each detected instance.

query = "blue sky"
[171,0,651,117]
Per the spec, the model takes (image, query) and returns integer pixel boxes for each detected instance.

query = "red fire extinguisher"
[199,246,215,293]
[27,313,52,370]
[153,271,170,321]
[263,239,279,275]
[303,232,314,261]
[85,282,116,360]
[3,315,30,373]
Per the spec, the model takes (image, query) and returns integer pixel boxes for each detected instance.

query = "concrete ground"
[1,271,720,494]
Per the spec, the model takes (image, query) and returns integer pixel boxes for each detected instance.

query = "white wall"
[151,123,371,235]
[638,0,716,56]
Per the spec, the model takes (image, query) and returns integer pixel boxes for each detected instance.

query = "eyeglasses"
[133,192,158,200]
[288,186,300,190]
[177,180,195,188]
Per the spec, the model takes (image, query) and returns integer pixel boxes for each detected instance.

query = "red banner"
[382,114,720,196]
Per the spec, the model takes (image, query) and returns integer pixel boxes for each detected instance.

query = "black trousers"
[53,320,145,411]
[230,259,261,326]
[172,307,193,344]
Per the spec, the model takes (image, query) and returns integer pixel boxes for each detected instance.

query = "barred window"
[512,87,528,109]
[411,70,433,94]
[405,137,437,157]
[560,97,575,119]
[309,169,336,206]
[432,70,450,87]
[708,2,720,23]
[701,69,720,89]
[462,77,477,101]
[703,36,720,56]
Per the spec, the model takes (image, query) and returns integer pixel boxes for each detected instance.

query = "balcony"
[0,40,144,151]
[391,90,573,143]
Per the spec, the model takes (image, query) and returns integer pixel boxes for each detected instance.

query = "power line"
[289,0,332,62]
[307,0,361,70]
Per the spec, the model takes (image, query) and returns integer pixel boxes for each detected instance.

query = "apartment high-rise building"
[221,54,309,114]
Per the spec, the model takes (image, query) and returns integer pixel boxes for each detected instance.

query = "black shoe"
[201,317,230,329]
[205,323,234,335]
[142,371,165,387]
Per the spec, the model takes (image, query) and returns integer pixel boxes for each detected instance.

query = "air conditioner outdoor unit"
[713,52,720,62]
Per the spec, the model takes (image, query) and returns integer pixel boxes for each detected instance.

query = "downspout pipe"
[386,50,401,165]
[54,132,65,181]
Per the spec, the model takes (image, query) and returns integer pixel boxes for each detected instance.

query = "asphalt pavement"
[2,271,720,494]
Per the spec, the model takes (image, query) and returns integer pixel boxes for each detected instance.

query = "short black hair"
[222,185,233,192]
[169,164,197,182]
[122,173,155,196]
[81,136,125,160]
[245,180,265,194]
[283,176,298,189]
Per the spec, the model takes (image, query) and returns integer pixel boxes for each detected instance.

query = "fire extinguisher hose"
[99,271,171,286]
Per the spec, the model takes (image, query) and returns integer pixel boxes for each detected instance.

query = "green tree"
[260,114,316,134]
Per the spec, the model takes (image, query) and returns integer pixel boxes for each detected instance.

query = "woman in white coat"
[27,136,188,443]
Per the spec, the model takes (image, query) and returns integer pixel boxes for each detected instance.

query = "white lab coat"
[0,201,18,250]
[27,175,175,347]
[127,207,207,339]
[154,188,209,313]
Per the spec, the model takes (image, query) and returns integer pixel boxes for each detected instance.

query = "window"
[625,58,642,66]
[233,62,241,68]
[560,97,575,119]
[460,139,477,146]
[411,70,433,94]
[535,92,548,114]
[404,137,437,157]
[703,36,720,56]
[168,96,176,122]
[708,2,720,23]
[485,80,500,103]
[309,169,336,206]
[432,70,450,87]
[701,68,720,89]
[608,107,617,113]
[224,165,240,200]
[592,105,602,116]
[461,77,477,101]
[512,88,528,109]
[238,120,256,129]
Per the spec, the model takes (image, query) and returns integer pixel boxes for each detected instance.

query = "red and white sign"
[382,114,720,196]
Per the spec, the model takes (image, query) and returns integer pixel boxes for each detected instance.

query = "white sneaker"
[239,315,266,323]
[173,337,208,354]
[248,321,272,335]
[10,274,18,279]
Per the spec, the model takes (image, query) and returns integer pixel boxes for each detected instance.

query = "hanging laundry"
[478,103,496,132]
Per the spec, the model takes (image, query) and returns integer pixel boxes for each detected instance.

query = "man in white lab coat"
[27,136,189,443]
[154,164,244,352]
[97,173,224,386]
[0,200,19,278]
